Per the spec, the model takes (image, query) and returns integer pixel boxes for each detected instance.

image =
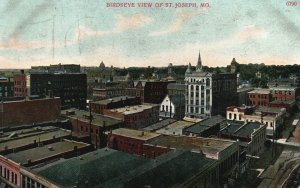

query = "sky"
[0,0,300,69]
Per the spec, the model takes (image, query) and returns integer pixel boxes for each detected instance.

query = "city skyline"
[0,0,299,69]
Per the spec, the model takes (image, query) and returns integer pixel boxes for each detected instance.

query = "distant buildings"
[247,87,298,112]
[13,71,28,97]
[30,73,87,109]
[185,52,237,118]
[167,82,185,95]
[127,80,175,104]
[31,63,81,73]
[0,77,14,98]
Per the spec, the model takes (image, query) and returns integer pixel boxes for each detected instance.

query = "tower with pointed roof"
[196,51,202,72]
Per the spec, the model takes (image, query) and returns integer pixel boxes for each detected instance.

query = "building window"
[234,114,237,120]
[162,105,165,111]
[166,105,169,112]
[229,113,232,119]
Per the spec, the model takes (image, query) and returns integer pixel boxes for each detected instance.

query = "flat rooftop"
[4,140,88,165]
[142,119,177,132]
[104,150,217,187]
[111,128,160,141]
[108,104,157,115]
[256,106,285,114]
[61,109,122,127]
[0,129,70,152]
[270,99,295,105]
[248,89,270,95]
[145,135,235,158]
[0,126,59,142]
[198,115,225,127]
[220,122,262,138]
[36,148,149,187]
[156,120,195,134]
[91,96,137,105]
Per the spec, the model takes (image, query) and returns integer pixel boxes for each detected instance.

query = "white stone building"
[185,52,213,118]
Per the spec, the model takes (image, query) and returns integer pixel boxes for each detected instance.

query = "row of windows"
[270,90,292,95]
[161,105,172,112]
[228,113,242,121]
[0,165,17,185]
[248,100,268,106]
[21,175,48,188]
[249,94,268,99]
[0,86,13,91]
[187,78,211,86]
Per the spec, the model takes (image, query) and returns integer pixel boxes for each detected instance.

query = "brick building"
[0,139,90,188]
[248,89,272,106]
[107,128,160,155]
[93,87,126,100]
[30,73,87,109]
[62,109,123,148]
[31,63,81,73]
[269,86,298,101]
[126,80,175,104]
[90,96,141,114]
[13,71,27,97]
[103,104,159,129]
[167,83,185,96]
[0,97,61,128]
[0,77,14,98]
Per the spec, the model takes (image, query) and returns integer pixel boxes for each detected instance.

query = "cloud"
[234,25,269,42]
[76,14,153,39]
[0,38,64,51]
[114,14,153,33]
[150,10,207,36]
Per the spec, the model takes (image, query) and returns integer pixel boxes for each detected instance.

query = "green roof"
[36,148,149,187]
[104,150,217,187]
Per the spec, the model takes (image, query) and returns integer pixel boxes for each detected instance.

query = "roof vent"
[48,146,54,151]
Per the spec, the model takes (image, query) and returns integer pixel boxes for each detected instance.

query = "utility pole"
[89,100,93,144]
[1,97,3,131]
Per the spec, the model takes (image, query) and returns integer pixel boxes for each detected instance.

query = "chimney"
[73,146,78,151]
[27,159,31,164]
[141,131,145,136]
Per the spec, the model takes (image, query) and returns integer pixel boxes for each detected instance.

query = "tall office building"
[185,52,237,118]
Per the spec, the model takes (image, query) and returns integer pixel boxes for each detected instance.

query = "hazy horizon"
[0,0,299,69]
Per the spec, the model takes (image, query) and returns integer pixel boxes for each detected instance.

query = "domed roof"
[99,61,105,69]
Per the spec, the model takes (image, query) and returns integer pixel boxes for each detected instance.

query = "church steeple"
[196,51,202,72]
